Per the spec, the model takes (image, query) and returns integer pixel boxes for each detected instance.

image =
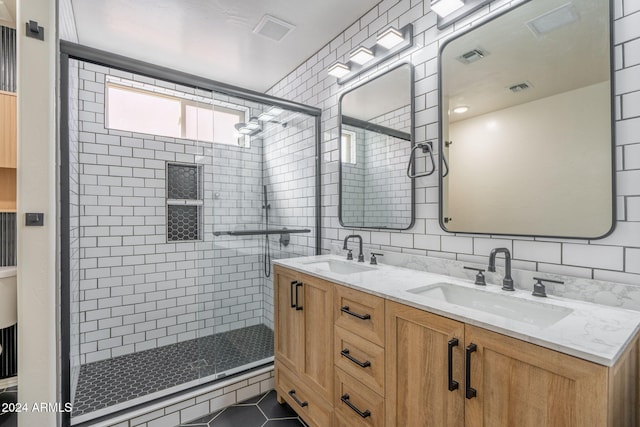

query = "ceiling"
[68,0,381,93]
[442,0,609,122]
[0,0,16,28]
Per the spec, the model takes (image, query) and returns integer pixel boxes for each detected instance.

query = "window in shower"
[105,82,247,146]
[167,162,203,241]
[341,130,357,164]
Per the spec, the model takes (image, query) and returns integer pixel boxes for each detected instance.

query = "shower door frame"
[59,41,322,427]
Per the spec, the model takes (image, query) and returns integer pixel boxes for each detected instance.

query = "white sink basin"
[302,259,376,275]
[408,282,573,328]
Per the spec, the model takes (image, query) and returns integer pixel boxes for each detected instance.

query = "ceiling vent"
[253,15,295,42]
[508,81,533,93]
[456,48,489,64]
[526,3,579,37]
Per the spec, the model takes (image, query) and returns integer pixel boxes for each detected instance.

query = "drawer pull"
[465,343,477,399]
[341,394,371,418]
[448,338,459,391]
[290,281,297,308]
[288,389,308,408]
[340,349,371,368]
[295,282,303,311]
[340,306,371,320]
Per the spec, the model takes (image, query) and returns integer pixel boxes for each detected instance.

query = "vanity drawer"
[275,364,332,427]
[334,367,384,427]
[335,286,385,346]
[334,326,385,395]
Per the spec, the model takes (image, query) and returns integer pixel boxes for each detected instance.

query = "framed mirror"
[439,0,613,239]
[339,63,414,229]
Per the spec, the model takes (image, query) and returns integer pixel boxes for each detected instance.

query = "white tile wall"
[268,0,640,287]
[75,64,268,363]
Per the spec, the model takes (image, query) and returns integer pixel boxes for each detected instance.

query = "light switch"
[25,213,44,226]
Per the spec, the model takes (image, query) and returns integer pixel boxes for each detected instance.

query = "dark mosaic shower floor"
[73,324,274,417]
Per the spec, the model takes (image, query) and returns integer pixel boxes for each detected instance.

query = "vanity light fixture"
[349,46,374,65]
[376,27,404,49]
[430,0,465,17]
[453,106,469,114]
[258,112,274,122]
[245,120,260,130]
[267,106,284,116]
[328,62,351,78]
[327,24,414,85]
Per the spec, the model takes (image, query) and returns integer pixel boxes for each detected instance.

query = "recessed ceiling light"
[431,0,465,17]
[349,46,374,65]
[453,106,469,114]
[376,27,404,49]
[328,62,350,78]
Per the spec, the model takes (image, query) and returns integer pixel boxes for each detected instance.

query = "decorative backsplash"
[1,25,16,93]
[331,243,640,312]
[0,212,16,266]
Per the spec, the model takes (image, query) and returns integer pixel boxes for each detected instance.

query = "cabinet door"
[274,266,302,373]
[299,273,334,401]
[386,301,465,427]
[0,92,17,169]
[464,325,608,427]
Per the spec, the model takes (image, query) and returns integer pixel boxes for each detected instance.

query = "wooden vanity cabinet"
[274,265,334,427]
[386,300,639,427]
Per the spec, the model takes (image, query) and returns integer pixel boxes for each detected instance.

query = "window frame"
[105,81,248,147]
[341,129,358,164]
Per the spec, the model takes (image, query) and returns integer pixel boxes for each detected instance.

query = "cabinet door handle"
[288,389,308,408]
[340,349,371,368]
[295,283,303,311]
[340,394,371,418]
[448,338,459,391]
[290,281,297,308]
[340,306,371,320]
[465,343,477,399]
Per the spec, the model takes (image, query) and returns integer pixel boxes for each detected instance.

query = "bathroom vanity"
[273,256,640,427]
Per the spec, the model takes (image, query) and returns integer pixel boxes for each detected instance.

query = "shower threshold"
[71,324,273,425]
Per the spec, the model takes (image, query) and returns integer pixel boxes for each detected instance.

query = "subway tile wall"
[268,0,640,286]
[69,59,81,403]
[75,62,269,364]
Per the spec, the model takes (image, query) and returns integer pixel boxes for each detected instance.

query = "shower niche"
[63,56,319,424]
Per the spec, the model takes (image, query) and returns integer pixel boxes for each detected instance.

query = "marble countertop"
[274,254,640,367]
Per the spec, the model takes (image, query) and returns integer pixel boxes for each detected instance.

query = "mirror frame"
[338,62,416,230]
[437,0,616,240]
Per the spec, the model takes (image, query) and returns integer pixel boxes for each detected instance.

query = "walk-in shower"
[60,44,320,426]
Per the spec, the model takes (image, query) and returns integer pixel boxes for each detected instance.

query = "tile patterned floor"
[0,386,18,427]
[73,324,273,417]
[179,390,307,427]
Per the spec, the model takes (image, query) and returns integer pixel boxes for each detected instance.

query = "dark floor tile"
[263,420,306,427]
[258,390,299,419]
[210,405,266,427]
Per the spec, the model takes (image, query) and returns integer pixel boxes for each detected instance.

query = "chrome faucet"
[343,235,365,262]
[488,248,515,291]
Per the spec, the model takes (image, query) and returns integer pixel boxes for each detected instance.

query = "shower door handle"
[290,281,298,308]
[295,283,303,311]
